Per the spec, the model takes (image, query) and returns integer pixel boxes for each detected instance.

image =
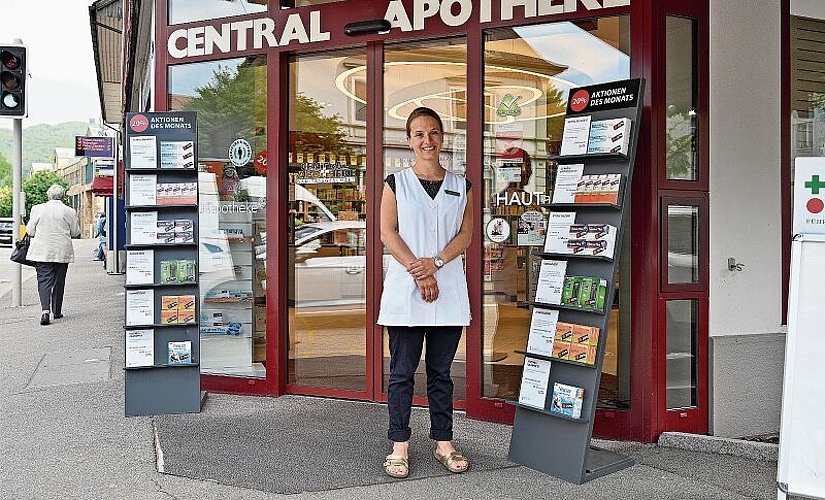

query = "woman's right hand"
[416,276,439,302]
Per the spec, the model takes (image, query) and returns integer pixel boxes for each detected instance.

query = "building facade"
[95,0,825,442]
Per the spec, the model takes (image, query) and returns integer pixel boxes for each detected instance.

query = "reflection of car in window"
[0,217,14,246]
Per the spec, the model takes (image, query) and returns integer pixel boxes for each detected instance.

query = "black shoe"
[40,313,50,326]
[53,313,63,319]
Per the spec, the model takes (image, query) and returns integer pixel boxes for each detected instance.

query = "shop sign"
[167,0,630,59]
[566,79,642,115]
[75,136,114,158]
[294,164,357,184]
[793,157,825,235]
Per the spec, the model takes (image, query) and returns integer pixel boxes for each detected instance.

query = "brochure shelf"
[507,78,644,485]
[124,111,202,417]
[549,152,628,163]
[125,363,201,371]
[532,251,613,262]
[542,202,621,211]
[125,243,197,250]
[523,300,607,315]
[125,204,198,211]
[514,349,597,369]
[124,282,196,289]
[507,401,590,423]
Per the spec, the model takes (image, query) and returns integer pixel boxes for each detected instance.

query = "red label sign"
[570,90,590,113]
[254,150,268,176]
[129,114,149,133]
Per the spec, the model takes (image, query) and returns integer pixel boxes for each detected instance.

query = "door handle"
[345,267,363,275]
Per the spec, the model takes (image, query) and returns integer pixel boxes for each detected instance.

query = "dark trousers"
[387,325,463,442]
[34,262,69,314]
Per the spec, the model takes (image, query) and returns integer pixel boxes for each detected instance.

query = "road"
[0,246,37,304]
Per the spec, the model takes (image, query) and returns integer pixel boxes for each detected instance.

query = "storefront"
[102,0,804,443]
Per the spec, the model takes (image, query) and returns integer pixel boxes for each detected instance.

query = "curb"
[658,431,778,462]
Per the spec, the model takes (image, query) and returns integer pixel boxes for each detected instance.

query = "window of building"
[168,0,269,25]
[168,55,268,378]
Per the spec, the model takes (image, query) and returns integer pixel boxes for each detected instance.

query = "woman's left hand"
[407,258,436,280]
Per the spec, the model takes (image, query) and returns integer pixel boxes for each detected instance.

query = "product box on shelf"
[586,118,631,155]
[167,341,192,364]
[550,382,585,419]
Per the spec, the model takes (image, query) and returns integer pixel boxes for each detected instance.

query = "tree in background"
[23,170,68,215]
[0,152,11,188]
[0,185,11,217]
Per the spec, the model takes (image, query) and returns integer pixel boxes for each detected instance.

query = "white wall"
[792,0,825,19]
[709,0,783,337]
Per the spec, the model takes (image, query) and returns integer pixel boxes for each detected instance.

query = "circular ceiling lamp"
[334,61,576,124]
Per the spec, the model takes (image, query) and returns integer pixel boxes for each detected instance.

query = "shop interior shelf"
[514,349,597,369]
[506,400,590,423]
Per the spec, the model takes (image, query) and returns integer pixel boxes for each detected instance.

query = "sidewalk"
[0,239,793,500]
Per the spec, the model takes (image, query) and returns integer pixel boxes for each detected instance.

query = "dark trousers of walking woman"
[34,262,69,315]
[387,325,463,442]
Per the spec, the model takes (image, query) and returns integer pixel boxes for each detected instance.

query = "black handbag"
[9,234,34,267]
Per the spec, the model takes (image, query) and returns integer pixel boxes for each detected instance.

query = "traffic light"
[0,44,27,118]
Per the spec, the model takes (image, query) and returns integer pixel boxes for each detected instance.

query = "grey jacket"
[26,200,81,263]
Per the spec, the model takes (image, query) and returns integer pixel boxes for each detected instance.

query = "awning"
[90,176,114,197]
[89,0,123,125]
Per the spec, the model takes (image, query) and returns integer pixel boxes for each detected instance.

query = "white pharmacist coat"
[377,167,471,326]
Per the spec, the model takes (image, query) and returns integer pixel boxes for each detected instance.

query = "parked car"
[0,217,14,246]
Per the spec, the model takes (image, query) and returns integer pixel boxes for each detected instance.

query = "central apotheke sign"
[168,0,630,59]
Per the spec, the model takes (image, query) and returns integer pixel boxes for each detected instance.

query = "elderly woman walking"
[26,184,80,325]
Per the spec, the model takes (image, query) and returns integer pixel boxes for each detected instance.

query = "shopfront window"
[168,0,269,25]
[481,17,631,408]
[665,16,698,181]
[168,56,268,378]
[666,205,699,284]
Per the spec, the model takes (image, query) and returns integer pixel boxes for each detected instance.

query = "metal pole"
[106,124,123,275]
[11,117,22,306]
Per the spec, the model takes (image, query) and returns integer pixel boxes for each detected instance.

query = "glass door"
[286,39,471,404]
[287,49,370,395]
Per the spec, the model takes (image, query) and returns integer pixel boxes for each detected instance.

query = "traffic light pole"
[11,117,22,307]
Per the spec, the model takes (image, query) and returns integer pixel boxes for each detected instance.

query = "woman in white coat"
[26,184,81,325]
[378,107,473,478]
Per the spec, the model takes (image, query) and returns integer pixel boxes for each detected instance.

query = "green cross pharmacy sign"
[794,158,825,235]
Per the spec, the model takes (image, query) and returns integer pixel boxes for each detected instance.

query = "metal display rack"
[124,111,203,417]
[507,79,645,484]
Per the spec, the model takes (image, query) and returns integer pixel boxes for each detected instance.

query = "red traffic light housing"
[0,44,27,118]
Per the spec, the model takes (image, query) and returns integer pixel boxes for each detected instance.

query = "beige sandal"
[383,454,409,478]
[434,450,469,473]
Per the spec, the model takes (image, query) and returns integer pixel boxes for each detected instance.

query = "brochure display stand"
[124,111,202,416]
[507,79,645,484]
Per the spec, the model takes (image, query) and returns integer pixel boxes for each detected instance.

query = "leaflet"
[129,135,157,169]
[126,289,154,326]
[129,174,157,206]
[551,164,584,204]
[518,357,552,408]
[130,211,158,244]
[125,329,154,367]
[534,260,568,305]
[560,115,591,156]
[526,308,560,357]
[126,249,154,285]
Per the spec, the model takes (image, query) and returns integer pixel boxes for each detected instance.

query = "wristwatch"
[433,255,445,270]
